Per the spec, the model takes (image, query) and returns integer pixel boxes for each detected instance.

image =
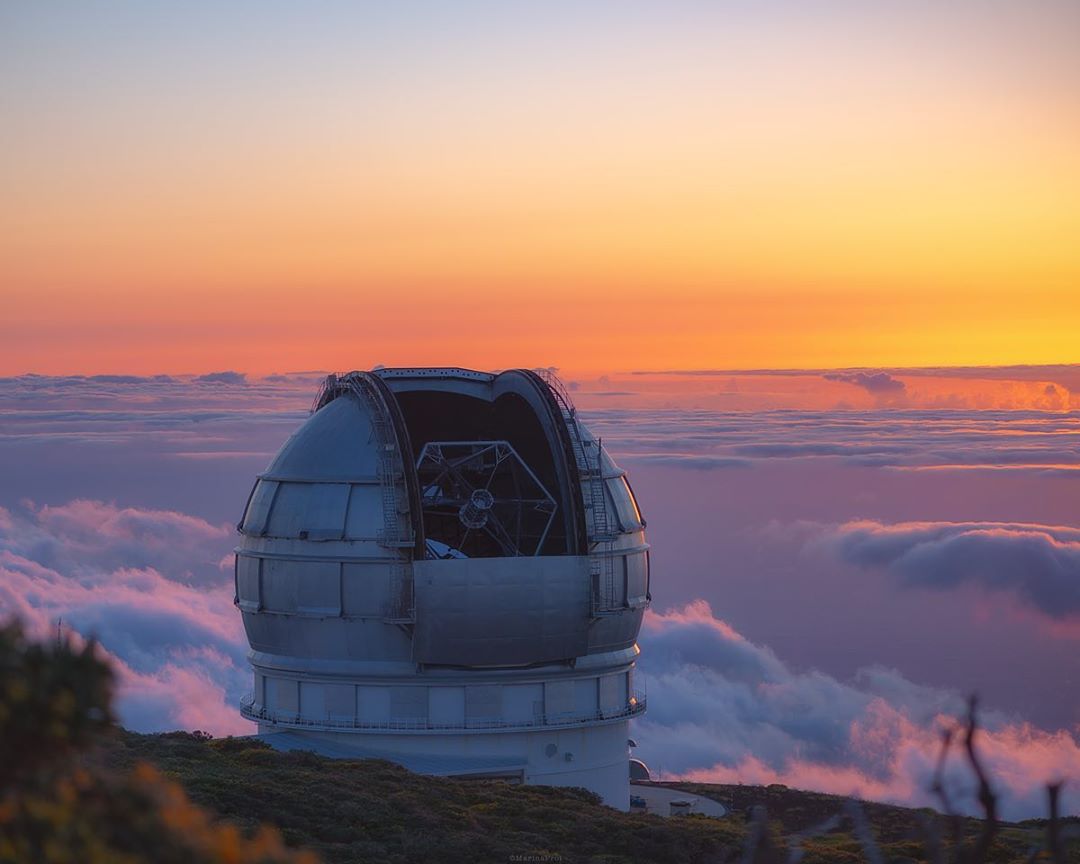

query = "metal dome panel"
[265,393,381,481]
[413,555,590,666]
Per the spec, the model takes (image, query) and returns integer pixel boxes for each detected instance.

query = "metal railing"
[240,689,646,734]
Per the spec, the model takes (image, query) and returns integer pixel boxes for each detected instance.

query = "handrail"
[241,691,646,733]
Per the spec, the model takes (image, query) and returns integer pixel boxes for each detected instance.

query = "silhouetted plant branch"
[738,694,1075,864]
[964,696,999,862]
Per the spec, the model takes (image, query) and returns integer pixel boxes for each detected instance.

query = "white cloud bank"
[635,601,1080,820]
[818,520,1080,620]
[0,499,251,735]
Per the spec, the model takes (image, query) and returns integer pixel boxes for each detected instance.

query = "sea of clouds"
[1,370,1078,817]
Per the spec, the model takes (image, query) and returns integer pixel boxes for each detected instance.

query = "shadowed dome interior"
[393,388,571,557]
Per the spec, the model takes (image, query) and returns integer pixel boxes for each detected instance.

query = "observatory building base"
[255,720,633,810]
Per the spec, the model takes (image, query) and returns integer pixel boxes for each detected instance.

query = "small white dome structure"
[235,368,649,808]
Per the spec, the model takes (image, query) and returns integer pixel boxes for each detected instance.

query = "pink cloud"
[116,654,253,736]
[643,598,744,641]
[14,498,236,586]
[636,601,1080,819]
[677,709,1080,819]
[0,501,250,737]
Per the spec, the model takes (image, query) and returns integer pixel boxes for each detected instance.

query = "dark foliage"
[0,622,314,864]
[0,620,113,786]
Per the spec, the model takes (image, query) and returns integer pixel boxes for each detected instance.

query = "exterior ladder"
[536,370,620,616]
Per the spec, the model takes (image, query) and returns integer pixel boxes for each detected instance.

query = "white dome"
[234,368,650,807]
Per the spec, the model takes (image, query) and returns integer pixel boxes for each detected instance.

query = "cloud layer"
[584,407,1080,474]
[823,370,907,396]
[635,601,1080,820]
[2,372,1077,476]
[2,372,1078,818]
[817,520,1080,620]
[0,500,251,735]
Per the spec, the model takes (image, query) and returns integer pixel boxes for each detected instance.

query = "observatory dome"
[235,368,649,807]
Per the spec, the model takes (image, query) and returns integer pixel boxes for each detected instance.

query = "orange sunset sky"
[2,1,1078,375]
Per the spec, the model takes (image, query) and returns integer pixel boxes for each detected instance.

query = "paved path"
[630,783,728,818]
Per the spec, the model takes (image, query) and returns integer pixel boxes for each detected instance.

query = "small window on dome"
[606,476,643,531]
[241,480,278,535]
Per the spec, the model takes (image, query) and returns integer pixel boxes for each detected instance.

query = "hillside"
[99,731,1077,864]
